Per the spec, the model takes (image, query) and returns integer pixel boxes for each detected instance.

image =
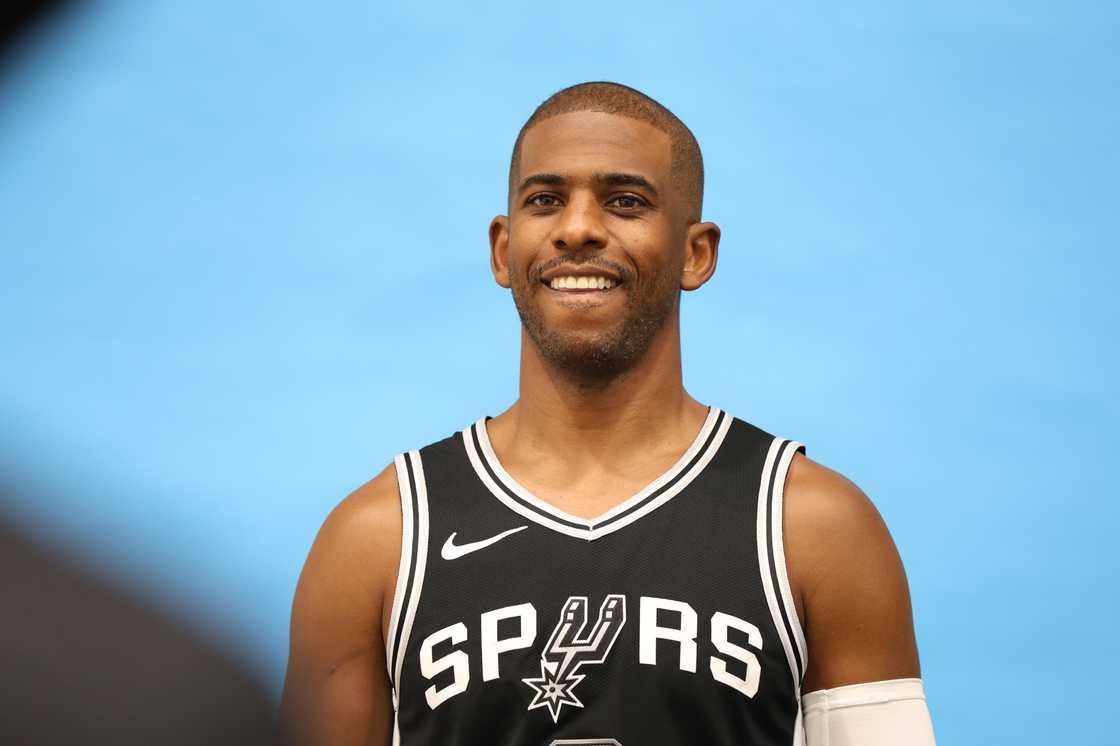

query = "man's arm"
[279,464,402,746]
[784,453,920,690]
[784,453,935,744]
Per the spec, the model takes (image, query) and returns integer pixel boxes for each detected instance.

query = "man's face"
[493,111,687,381]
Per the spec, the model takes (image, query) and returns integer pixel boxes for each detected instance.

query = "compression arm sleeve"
[802,678,936,746]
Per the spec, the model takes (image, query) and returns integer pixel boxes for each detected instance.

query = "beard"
[510,257,679,387]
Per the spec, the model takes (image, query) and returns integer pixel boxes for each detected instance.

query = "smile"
[543,275,620,291]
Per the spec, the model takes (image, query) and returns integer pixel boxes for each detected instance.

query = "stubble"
[510,257,680,388]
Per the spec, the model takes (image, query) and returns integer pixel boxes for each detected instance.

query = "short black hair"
[509,81,704,224]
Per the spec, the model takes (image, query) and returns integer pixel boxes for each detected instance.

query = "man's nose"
[552,193,607,252]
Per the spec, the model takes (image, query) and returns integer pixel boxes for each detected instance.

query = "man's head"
[490,82,720,386]
[508,82,705,225]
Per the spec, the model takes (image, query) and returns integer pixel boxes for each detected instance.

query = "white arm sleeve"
[802,678,936,746]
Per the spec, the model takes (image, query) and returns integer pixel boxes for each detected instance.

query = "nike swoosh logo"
[441,525,528,560]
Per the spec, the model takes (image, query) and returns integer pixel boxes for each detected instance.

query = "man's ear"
[680,221,720,291]
[489,215,511,288]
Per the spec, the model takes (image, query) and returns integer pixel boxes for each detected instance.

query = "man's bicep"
[281,643,390,746]
[784,455,921,693]
[280,465,402,746]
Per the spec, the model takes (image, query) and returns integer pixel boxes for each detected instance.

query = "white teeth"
[548,275,618,290]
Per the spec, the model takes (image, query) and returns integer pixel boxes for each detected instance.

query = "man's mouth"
[543,275,620,291]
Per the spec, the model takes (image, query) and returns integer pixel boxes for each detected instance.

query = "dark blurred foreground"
[1,1,73,72]
[0,512,280,745]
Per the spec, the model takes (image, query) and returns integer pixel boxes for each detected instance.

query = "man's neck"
[489,324,708,475]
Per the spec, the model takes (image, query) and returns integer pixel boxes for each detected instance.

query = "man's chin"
[513,290,670,382]
[529,329,639,379]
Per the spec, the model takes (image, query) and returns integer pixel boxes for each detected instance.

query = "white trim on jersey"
[385,452,415,694]
[771,440,808,674]
[599,411,733,538]
[461,407,731,541]
[463,428,591,539]
[396,450,430,687]
[756,438,806,701]
[385,450,431,738]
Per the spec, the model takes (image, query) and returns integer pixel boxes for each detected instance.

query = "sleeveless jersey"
[385,407,807,746]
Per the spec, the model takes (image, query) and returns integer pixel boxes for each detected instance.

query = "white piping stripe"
[462,428,593,539]
[756,437,801,696]
[393,450,430,692]
[471,417,601,529]
[471,419,599,524]
[385,452,415,691]
[464,408,725,540]
[585,412,733,539]
[475,408,721,528]
[590,407,721,526]
[772,440,808,673]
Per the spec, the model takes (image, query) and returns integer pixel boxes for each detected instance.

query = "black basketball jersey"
[385,407,807,746]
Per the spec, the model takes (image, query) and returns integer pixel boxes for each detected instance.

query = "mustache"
[532,255,631,283]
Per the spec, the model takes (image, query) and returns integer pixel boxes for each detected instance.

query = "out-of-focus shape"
[0,506,280,745]
[1,0,74,71]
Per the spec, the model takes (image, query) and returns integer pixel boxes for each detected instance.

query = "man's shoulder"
[326,423,469,533]
[317,462,401,556]
[780,455,921,689]
[782,451,908,628]
[341,461,400,513]
[783,452,898,579]
[716,413,886,551]
[784,452,882,533]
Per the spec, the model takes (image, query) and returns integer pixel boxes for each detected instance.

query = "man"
[280,82,936,745]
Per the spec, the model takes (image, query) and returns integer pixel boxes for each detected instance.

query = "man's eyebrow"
[517,172,660,196]
[596,172,659,196]
[518,173,566,192]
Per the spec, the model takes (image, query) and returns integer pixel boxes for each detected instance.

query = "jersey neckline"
[460,406,732,541]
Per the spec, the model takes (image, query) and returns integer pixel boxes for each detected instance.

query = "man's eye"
[527,194,561,208]
[608,194,646,209]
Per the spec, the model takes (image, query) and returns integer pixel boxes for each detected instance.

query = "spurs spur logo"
[418,594,764,711]
[522,594,627,721]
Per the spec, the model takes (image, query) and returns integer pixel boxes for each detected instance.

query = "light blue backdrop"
[1,2,1116,743]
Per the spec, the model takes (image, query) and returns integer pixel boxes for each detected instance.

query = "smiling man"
[280,82,937,746]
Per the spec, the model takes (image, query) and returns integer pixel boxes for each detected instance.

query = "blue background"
[1,2,1116,742]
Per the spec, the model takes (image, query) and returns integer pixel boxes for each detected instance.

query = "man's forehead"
[517,111,672,185]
